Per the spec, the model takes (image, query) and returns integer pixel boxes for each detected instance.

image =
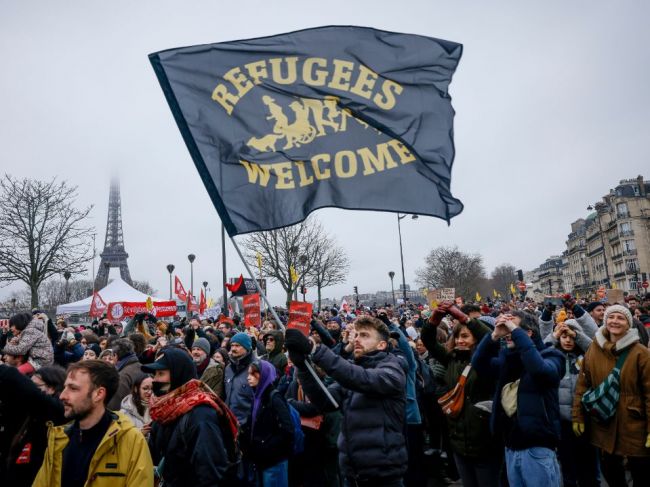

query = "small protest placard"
[243,293,261,328]
[427,288,455,309]
[287,301,313,336]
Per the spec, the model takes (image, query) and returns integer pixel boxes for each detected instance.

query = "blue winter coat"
[472,328,565,450]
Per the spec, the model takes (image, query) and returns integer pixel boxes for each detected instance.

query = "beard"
[63,393,94,421]
[192,353,206,365]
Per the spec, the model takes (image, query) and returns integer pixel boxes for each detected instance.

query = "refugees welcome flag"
[150,26,463,236]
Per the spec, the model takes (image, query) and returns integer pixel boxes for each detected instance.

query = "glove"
[646,433,650,448]
[285,329,313,367]
[562,294,576,310]
[428,302,451,327]
[447,305,469,324]
[572,422,584,437]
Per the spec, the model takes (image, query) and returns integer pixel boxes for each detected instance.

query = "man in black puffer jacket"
[286,316,407,487]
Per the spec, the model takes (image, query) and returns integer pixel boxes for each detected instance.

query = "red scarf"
[150,379,239,441]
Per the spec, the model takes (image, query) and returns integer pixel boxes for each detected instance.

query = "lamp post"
[299,255,307,302]
[388,271,396,307]
[11,298,16,314]
[203,281,208,301]
[187,254,196,295]
[63,271,71,301]
[397,214,418,304]
[166,264,175,300]
[587,204,611,287]
[290,245,299,301]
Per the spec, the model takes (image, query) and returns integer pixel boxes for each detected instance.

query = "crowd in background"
[1,292,650,486]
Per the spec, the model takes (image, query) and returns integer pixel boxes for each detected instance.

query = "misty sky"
[1,1,649,306]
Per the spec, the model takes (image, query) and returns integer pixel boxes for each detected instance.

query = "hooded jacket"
[32,411,153,487]
[297,345,407,482]
[240,360,294,470]
[262,330,288,376]
[3,318,53,369]
[544,320,591,422]
[147,348,232,486]
[107,353,142,411]
[573,326,650,456]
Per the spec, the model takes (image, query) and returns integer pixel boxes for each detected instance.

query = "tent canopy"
[56,277,168,315]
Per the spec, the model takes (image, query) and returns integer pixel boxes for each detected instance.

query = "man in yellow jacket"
[33,360,153,487]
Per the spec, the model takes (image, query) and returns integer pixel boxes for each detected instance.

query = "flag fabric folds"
[150,26,463,236]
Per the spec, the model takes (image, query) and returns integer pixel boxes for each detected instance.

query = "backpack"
[581,348,630,422]
[272,390,305,455]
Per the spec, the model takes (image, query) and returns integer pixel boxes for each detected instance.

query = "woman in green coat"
[420,301,500,487]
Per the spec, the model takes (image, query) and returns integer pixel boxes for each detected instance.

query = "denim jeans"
[258,460,288,487]
[505,447,561,487]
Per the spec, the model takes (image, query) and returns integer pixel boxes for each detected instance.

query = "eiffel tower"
[94,178,133,289]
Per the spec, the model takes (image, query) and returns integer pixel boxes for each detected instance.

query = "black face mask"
[152,381,171,397]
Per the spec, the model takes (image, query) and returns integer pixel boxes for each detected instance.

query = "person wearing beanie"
[585,301,605,326]
[230,332,252,352]
[573,304,650,486]
[143,348,238,486]
[191,337,224,398]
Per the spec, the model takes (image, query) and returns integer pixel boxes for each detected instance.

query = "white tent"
[56,277,168,315]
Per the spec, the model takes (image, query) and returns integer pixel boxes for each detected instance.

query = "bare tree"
[305,236,350,310]
[0,175,93,307]
[132,280,157,296]
[415,246,486,300]
[241,217,324,306]
[490,263,518,298]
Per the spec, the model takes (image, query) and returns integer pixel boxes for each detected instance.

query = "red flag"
[225,274,246,296]
[89,291,108,318]
[175,276,187,301]
[199,289,207,314]
[243,293,261,328]
[287,301,313,336]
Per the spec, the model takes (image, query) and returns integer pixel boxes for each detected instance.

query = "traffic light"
[353,286,358,295]
[517,269,524,282]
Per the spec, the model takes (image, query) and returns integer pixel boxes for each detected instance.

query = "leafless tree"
[0,175,94,307]
[304,236,350,310]
[416,245,486,300]
[132,280,157,296]
[490,263,518,298]
[241,217,325,306]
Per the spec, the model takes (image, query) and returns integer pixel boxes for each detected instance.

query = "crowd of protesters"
[1,292,650,486]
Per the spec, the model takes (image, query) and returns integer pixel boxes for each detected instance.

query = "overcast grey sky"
[1,1,649,306]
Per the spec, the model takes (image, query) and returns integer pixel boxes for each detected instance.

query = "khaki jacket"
[573,327,650,456]
[33,411,154,487]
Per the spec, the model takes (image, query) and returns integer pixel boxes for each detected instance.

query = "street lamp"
[587,204,611,287]
[298,254,307,301]
[63,271,71,301]
[388,271,396,307]
[203,281,208,301]
[187,254,196,295]
[397,214,418,304]
[166,264,175,300]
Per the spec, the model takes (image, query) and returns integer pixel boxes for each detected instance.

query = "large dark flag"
[150,26,463,236]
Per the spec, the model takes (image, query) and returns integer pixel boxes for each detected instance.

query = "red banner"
[187,292,199,313]
[107,300,177,321]
[243,293,261,328]
[89,291,108,318]
[175,276,187,301]
[287,301,313,336]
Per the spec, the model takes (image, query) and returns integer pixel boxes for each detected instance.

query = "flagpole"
[229,234,339,409]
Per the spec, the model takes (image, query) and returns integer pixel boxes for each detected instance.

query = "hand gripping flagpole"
[229,235,339,409]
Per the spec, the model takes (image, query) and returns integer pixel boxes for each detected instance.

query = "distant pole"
[222,224,228,316]
[388,271,396,307]
[166,264,175,300]
[188,254,196,295]
[64,271,71,302]
[397,214,418,304]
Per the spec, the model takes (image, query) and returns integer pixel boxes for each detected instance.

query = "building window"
[623,240,636,251]
[629,279,638,290]
[616,202,629,217]
[620,222,632,233]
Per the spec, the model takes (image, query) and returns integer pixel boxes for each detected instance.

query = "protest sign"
[427,288,455,309]
[107,300,177,321]
[243,293,261,328]
[287,301,313,336]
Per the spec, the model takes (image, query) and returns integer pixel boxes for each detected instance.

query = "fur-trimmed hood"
[594,325,639,351]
